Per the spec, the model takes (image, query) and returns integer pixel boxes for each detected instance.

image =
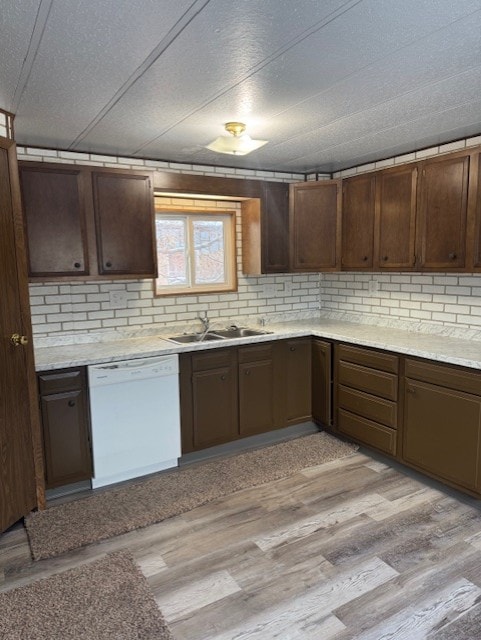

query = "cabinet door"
[285,338,312,424]
[289,181,341,271]
[417,154,469,270]
[192,366,238,450]
[19,164,89,277]
[41,389,92,489]
[403,378,481,493]
[239,359,274,436]
[341,174,375,269]
[92,171,156,276]
[375,165,417,269]
[261,182,289,273]
[473,152,481,270]
[312,339,332,428]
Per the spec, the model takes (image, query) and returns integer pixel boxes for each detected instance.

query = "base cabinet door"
[403,378,481,493]
[312,339,332,428]
[285,338,312,424]
[38,368,92,489]
[239,359,274,436]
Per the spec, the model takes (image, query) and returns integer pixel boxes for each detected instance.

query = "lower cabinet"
[312,338,332,428]
[37,367,93,489]
[335,343,399,457]
[180,340,303,453]
[403,358,481,495]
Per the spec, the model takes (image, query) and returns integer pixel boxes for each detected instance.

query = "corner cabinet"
[38,367,93,489]
[289,180,342,271]
[19,162,157,280]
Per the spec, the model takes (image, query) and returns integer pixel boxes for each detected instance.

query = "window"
[155,210,237,295]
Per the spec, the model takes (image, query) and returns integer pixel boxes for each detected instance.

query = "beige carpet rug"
[0,552,173,639]
[26,432,357,561]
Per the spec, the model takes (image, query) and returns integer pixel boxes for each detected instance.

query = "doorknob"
[10,333,28,347]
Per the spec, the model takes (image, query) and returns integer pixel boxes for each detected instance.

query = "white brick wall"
[29,194,320,338]
[321,273,481,332]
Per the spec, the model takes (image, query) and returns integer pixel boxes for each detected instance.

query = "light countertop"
[34,318,481,372]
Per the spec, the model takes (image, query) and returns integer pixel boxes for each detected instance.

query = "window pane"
[193,220,225,284]
[155,218,188,286]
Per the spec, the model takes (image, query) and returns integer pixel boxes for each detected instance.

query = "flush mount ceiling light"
[206,122,268,156]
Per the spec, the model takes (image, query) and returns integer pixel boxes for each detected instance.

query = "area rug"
[0,552,173,639]
[26,432,357,561]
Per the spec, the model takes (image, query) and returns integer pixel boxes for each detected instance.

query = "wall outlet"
[368,279,379,295]
[264,283,277,298]
[109,290,128,309]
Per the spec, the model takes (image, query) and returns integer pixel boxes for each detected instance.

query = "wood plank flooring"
[2,449,481,639]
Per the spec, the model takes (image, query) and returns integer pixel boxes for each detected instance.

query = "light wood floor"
[2,449,481,639]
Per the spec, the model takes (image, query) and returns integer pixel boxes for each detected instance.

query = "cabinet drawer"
[192,348,235,372]
[338,409,397,456]
[238,343,273,363]
[38,368,85,395]
[338,344,398,373]
[338,361,398,401]
[338,385,397,428]
[405,358,481,397]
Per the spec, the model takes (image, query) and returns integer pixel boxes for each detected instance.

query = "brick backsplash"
[28,194,320,338]
[321,273,481,332]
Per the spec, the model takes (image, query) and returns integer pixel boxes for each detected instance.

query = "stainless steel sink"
[209,327,273,339]
[167,333,224,344]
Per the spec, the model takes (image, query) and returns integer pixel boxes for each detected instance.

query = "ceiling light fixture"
[206,122,267,156]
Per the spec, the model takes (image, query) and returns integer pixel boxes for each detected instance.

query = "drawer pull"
[290,346,296,352]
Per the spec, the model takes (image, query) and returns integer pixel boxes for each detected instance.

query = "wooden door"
[0,139,42,532]
[289,181,341,271]
[473,152,481,270]
[19,163,89,278]
[341,174,375,269]
[285,338,312,424]
[312,339,332,428]
[375,165,417,269]
[417,154,469,270]
[92,171,156,276]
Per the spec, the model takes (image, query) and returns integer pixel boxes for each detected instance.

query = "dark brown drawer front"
[338,344,399,373]
[338,361,398,401]
[238,343,273,364]
[192,348,235,372]
[338,409,397,456]
[338,385,397,428]
[405,359,481,397]
[38,368,85,394]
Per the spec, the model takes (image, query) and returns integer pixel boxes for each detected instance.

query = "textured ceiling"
[2,0,481,174]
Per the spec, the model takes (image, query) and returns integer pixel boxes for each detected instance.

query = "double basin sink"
[167,326,273,344]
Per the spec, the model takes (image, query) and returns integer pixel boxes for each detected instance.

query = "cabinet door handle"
[290,346,296,351]
[245,370,250,376]
[105,261,112,268]
[406,386,415,395]
[448,252,457,260]
[220,375,226,381]
[74,262,81,269]
[68,400,76,407]
[362,255,368,262]
[382,256,389,262]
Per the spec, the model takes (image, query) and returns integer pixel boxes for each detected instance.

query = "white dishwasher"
[88,354,181,489]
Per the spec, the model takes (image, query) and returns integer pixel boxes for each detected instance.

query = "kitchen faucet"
[197,313,210,340]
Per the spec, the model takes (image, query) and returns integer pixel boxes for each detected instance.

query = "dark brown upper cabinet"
[19,162,156,281]
[374,164,418,270]
[242,182,289,275]
[19,164,89,278]
[416,152,470,270]
[289,180,342,271]
[472,151,481,270]
[341,174,376,270]
[92,172,156,276]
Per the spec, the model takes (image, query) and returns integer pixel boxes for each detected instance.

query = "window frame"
[154,208,237,297]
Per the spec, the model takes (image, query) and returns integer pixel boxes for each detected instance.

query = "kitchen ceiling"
[1,0,481,174]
